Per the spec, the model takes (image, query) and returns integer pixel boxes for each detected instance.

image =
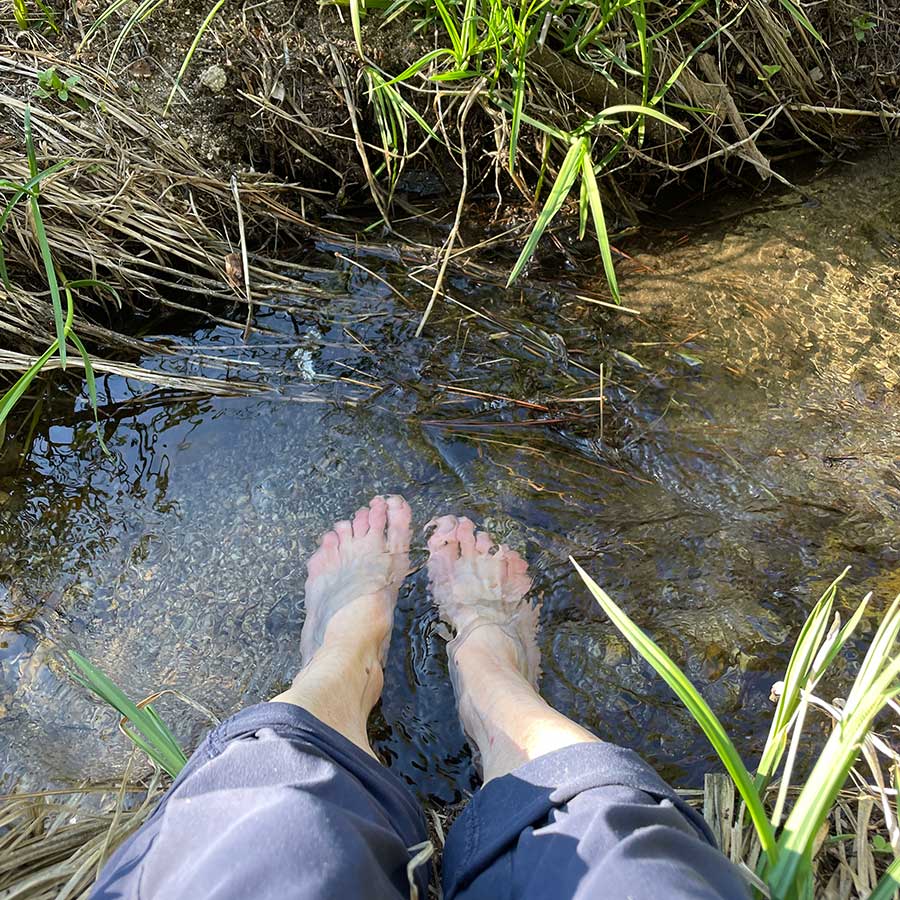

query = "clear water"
[1,151,898,802]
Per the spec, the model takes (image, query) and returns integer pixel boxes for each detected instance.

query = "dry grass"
[0,40,347,395]
[1,760,894,899]
[0,776,163,900]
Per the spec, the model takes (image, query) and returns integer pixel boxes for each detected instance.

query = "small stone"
[200,64,227,93]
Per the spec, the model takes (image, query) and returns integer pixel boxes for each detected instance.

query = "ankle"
[318,596,392,662]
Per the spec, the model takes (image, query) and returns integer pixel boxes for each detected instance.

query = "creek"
[1,151,898,801]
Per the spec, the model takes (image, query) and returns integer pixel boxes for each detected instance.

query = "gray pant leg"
[93,703,429,900]
[443,742,749,900]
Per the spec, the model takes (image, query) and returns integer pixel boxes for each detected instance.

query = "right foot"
[299,495,412,669]
[427,515,541,717]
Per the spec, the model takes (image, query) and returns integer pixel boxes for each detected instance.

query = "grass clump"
[76,0,854,310]
[575,560,900,899]
[0,108,111,451]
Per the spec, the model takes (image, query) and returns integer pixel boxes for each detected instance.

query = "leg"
[428,517,749,900]
[272,493,412,757]
[93,496,429,900]
[427,514,596,782]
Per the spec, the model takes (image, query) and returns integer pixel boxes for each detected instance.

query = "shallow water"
[1,151,898,801]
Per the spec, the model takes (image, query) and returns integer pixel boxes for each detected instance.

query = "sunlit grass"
[573,559,900,899]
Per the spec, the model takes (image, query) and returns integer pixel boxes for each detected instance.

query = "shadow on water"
[1,151,898,803]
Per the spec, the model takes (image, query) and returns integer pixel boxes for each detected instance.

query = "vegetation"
[0,108,109,450]
[68,651,187,778]
[65,0,896,308]
[0,3,898,898]
[575,561,900,899]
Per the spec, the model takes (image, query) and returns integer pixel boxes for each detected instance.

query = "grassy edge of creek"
[0,0,899,896]
[1,568,898,898]
[1,0,899,402]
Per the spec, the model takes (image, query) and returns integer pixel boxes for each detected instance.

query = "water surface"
[1,151,898,800]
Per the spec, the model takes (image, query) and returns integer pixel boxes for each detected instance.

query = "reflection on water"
[1,152,898,801]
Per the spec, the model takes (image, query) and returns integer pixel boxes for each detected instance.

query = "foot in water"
[427,515,550,778]
[300,494,412,668]
[272,495,411,757]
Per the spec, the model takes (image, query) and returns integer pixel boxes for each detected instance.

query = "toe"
[334,520,353,544]
[456,517,476,556]
[385,494,412,554]
[427,515,458,552]
[309,530,340,577]
[352,506,370,539]
[368,495,388,537]
[320,530,340,550]
[475,530,493,555]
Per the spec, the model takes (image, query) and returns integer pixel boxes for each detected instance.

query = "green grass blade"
[13,0,28,29]
[629,0,650,145]
[0,159,71,292]
[868,855,900,900]
[378,49,456,87]
[583,104,687,132]
[571,557,778,860]
[771,667,900,893]
[580,152,620,303]
[0,159,70,214]
[769,594,900,892]
[578,171,588,240]
[24,106,39,177]
[120,720,185,777]
[78,0,133,49]
[68,650,187,777]
[845,591,900,708]
[66,278,123,309]
[163,0,228,116]
[69,330,111,457]
[639,0,709,45]
[23,108,66,369]
[350,0,364,55]
[507,137,586,285]
[28,198,66,369]
[508,49,526,174]
[810,592,869,681]
[433,0,463,61]
[756,569,848,787]
[776,0,824,43]
[0,340,59,428]
[109,0,166,68]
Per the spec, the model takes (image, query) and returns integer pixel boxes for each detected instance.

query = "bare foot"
[428,516,596,781]
[272,495,412,757]
[427,515,539,683]
[427,516,544,772]
[300,495,412,668]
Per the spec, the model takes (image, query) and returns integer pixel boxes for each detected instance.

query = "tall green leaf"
[580,152,620,303]
[571,557,778,860]
[507,137,586,285]
[756,569,848,787]
[24,107,66,369]
[68,650,187,777]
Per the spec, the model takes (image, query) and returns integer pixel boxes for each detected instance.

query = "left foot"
[299,495,412,668]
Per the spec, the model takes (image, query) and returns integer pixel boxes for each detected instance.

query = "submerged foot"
[299,495,412,668]
[427,516,541,761]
